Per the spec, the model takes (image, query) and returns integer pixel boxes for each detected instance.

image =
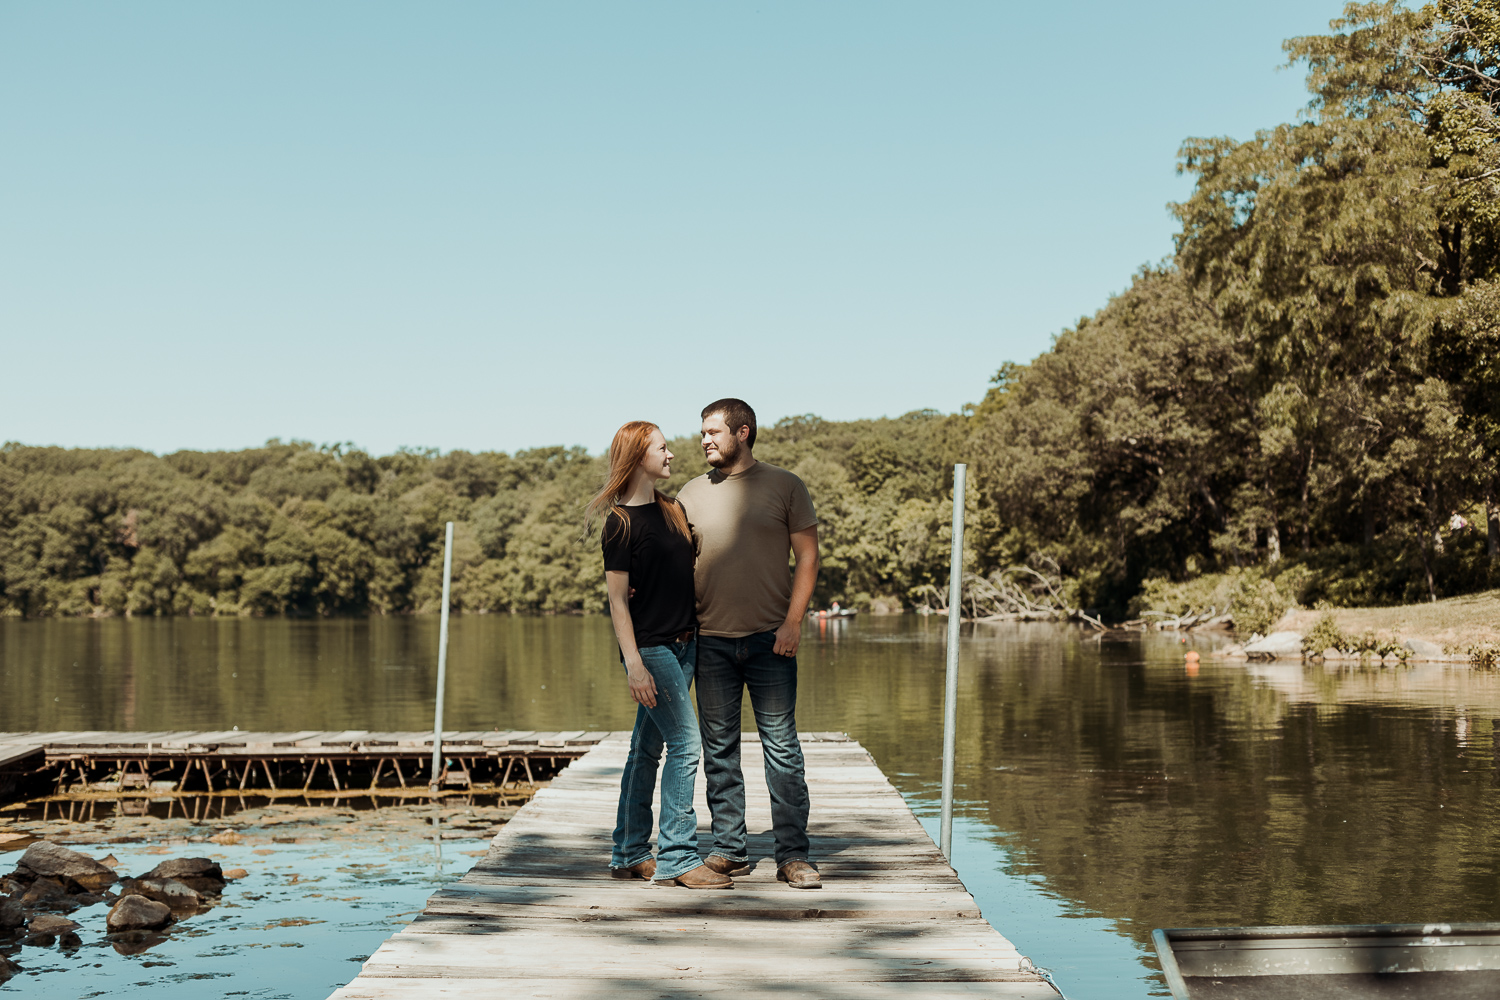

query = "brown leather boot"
[610,858,656,880]
[777,860,821,889]
[703,855,751,876]
[655,863,734,889]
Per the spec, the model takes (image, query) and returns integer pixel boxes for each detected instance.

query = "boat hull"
[1154,923,1500,999]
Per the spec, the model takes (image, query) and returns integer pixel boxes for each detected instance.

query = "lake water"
[5,615,1500,999]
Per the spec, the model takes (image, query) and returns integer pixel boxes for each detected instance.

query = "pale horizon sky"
[2,1,1337,457]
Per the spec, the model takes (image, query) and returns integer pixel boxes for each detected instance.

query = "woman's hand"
[625,660,658,708]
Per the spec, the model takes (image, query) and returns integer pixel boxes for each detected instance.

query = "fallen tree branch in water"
[914,565,1105,629]
[1117,606,1234,631]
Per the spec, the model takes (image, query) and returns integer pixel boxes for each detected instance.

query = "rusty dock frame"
[0,730,603,808]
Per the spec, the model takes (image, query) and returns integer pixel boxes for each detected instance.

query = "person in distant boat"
[587,421,731,890]
[676,398,823,889]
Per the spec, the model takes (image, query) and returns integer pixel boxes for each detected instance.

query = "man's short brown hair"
[701,398,757,448]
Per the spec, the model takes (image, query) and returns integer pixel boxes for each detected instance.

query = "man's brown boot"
[610,858,656,880]
[655,863,734,889]
[777,860,821,889]
[704,855,751,877]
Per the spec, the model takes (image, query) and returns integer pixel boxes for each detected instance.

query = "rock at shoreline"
[120,876,202,912]
[21,876,72,909]
[107,894,173,932]
[139,858,224,896]
[26,914,79,937]
[223,868,248,880]
[0,897,23,930]
[13,842,118,893]
[1243,631,1305,659]
[1404,638,1445,658]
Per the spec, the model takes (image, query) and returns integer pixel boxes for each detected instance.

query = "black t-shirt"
[601,501,696,649]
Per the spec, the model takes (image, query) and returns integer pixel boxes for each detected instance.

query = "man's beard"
[707,436,742,469]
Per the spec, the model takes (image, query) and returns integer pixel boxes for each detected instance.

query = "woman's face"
[639,429,674,481]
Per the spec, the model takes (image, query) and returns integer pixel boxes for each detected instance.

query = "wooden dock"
[330,734,1054,999]
[0,730,605,800]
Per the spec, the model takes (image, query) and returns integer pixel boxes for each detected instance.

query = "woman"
[587,421,731,889]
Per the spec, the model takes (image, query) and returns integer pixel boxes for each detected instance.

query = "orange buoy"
[1184,650,1200,662]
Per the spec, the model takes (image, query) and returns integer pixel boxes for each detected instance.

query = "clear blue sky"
[2,1,1337,456]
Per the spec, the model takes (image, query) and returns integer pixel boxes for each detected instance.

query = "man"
[676,398,822,889]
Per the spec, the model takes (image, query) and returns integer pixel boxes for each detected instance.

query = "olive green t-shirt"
[676,461,818,638]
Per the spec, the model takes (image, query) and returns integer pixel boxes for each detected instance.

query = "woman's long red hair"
[586,421,691,543]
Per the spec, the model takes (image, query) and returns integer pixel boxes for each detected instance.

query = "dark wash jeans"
[695,631,811,867]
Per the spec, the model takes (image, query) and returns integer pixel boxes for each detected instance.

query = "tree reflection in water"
[5,615,1500,998]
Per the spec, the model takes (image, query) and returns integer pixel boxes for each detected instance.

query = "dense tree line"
[0,416,968,618]
[3,2,1498,619]
[973,0,1500,614]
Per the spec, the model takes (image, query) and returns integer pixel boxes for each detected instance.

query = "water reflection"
[5,616,1500,999]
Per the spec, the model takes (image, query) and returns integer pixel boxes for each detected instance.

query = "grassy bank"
[1279,590,1500,652]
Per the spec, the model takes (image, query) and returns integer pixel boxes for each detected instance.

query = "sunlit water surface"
[1,830,485,999]
[6,615,1500,999]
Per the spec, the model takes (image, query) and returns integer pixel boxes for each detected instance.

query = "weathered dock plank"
[329,737,1053,999]
[0,743,42,769]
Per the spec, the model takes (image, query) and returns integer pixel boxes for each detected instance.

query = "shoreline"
[1196,588,1500,664]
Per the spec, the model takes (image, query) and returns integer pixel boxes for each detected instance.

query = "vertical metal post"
[429,521,455,793]
[940,464,967,861]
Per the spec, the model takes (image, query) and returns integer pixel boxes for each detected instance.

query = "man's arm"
[773,525,820,657]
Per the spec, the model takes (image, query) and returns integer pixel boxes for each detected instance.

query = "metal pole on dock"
[429,521,455,793]
[940,464,966,861]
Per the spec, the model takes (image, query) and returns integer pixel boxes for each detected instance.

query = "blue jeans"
[696,631,810,867]
[611,638,702,880]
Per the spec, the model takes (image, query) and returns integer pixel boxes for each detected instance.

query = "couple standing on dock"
[586,399,822,891]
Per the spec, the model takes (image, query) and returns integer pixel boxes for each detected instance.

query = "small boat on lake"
[1153,922,1500,998]
[810,602,857,620]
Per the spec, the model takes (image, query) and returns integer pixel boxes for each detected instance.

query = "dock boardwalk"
[331,735,1054,999]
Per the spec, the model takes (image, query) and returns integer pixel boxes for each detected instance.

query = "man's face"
[701,413,744,469]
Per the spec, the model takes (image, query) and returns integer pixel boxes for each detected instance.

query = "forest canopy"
[4,1,1499,620]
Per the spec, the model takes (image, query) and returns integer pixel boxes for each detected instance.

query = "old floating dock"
[329,733,1053,999]
[0,729,601,802]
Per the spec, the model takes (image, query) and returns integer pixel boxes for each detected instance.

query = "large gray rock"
[0,897,23,929]
[1404,638,1445,658]
[1243,631,1305,659]
[106,894,173,932]
[13,842,117,893]
[140,858,224,896]
[119,877,202,912]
